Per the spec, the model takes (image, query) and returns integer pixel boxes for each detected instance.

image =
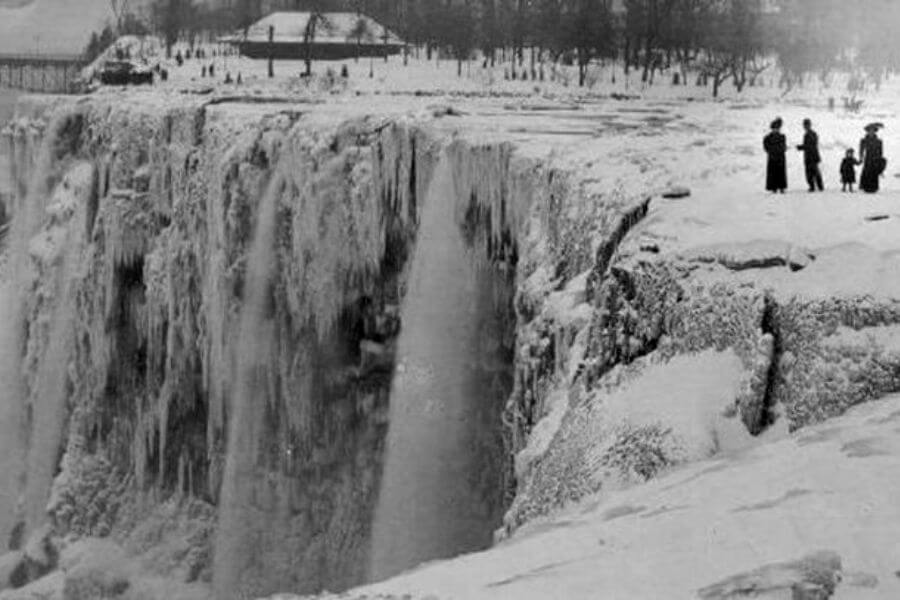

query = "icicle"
[176,449,185,497]
[134,399,146,491]
[158,382,170,488]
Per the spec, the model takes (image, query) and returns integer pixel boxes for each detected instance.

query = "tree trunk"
[641,36,652,83]
[623,37,630,75]
[304,19,316,77]
[578,49,586,87]
[268,25,274,78]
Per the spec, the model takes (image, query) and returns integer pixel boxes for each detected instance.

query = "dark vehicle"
[98,61,153,86]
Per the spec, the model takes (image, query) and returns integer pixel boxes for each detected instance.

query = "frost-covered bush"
[601,423,684,482]
[47,450,125,538]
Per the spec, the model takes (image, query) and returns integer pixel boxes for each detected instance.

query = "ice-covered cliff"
[0,91,538,599]
[2,89,900,600]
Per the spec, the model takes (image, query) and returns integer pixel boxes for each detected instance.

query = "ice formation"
[0,94,528,598]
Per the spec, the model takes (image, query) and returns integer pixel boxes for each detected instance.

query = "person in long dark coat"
[796,118,823,191]
[859,124,885,193]
[841,149,860,192]
[764,118,787,193]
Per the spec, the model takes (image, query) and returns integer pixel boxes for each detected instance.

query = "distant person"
[796,118,823,191]
[859,123,886,193]
[764,117,787,193]
[209,63,215,77]
[202,65,207,78]
[840,149,860,192]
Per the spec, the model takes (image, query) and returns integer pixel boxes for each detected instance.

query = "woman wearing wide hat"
[763,117,787,193]
[860,123,886,193]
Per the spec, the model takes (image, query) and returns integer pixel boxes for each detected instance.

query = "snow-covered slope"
[296,394,900,599]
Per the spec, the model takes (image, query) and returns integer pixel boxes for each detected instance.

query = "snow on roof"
[245,12,403,46]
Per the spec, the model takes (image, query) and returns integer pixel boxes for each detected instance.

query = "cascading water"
[213,172,283,600]
[22,230,77,533]
[0,116,85,542]
[0,99,518,596]
[0,279,26,542]
[369,155,512,582]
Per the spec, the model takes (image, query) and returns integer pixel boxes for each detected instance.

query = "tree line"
[109,0,900,96]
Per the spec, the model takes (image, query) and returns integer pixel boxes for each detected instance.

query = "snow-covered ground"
[302,393,900,599]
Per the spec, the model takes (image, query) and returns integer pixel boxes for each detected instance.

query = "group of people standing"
[763,118,886,194]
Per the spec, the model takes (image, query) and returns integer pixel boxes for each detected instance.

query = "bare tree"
[110,0,130,32]
[152,0,196,58]
[347,17,374,63]
[302,5,331,77]
[698,0,767,97]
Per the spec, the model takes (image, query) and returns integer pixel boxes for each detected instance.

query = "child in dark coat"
[841,148,860,192]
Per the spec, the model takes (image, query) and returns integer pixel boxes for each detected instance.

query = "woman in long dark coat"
[859,124,885,193]
[763,118,787,193]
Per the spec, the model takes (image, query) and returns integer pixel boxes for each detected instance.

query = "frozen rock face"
[1,96,432,597]
[500,186,900,534]
[0,94,529,598]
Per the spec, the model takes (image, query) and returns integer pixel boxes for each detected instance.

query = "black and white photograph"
[0,0,897,598]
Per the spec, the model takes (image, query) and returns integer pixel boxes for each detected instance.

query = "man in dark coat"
[797,118,823,191]
[764,118,787,193]
[860,123,886,193]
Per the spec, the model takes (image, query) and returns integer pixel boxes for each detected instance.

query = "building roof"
[245,12,403,46]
